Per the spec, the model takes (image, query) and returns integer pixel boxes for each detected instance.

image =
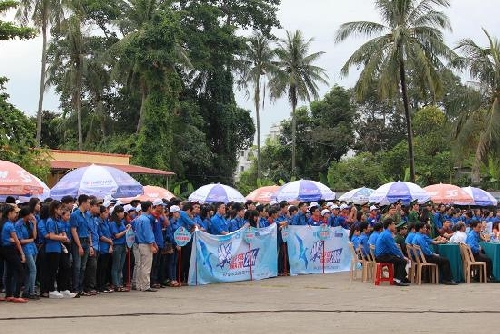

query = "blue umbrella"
[338,187,374,204]
[369,181,430,205]
[50,164,143,200]
[272,180,336,202]
[188,183,246,203]
[461,187,498,206]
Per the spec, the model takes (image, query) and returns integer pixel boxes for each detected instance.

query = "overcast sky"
[1,0,499,143]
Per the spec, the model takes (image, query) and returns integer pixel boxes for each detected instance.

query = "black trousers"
[84,253,98,291]
[180,241,192,283]
[425,254,452,282]
[474,251,493,278]
[2,246,23,298]
[57,252,71,292]
[97,253,111,291]
[375,254,407,281]
[46,252,61,292]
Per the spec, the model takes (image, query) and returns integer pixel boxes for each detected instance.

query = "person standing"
[97,205,113,293]
[84,198,101,295]
[70,194,92,296]
[15,208,38,299]
[110,205,129,292]
[209,203,229,235]
[134,201,158,292]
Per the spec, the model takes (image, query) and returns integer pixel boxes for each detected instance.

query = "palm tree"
[453,29,500,183]
[16,0,65,147]
[237,32,276,179]
[335,0,455,182]
[270,30,328,177]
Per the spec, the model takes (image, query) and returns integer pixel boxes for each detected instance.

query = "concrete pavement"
[1,272,499,333]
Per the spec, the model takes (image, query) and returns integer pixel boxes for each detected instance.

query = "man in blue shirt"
[466,220,494,281]
[83,198,101,294]
[70,194,92,296]
[256,204,270,228]
[229,204,246,232]
[405,223,417,245]
[374,218,410,286]
[413,222,457,284]
[358,222,370,259]
[178,203,199,284]
[291,202,308,225]
[135,201,158,292]
[210,203,229,235]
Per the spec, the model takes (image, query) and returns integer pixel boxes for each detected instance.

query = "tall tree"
[237,32,276,180]
[270,30,328,177]
[335,0,455,182]
[16,0,64,146]
[453,29,500,183]
[1,0,36,40]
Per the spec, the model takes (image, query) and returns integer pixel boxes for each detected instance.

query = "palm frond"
[335,21,387,43]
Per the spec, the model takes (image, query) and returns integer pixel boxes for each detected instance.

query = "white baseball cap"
[170,205,181,213]
[330,204,339,210]
[309,202,319,208]
[340,203,349,210]
[152,198,164,207]
[321,209,331,216]
[370,205,379,211]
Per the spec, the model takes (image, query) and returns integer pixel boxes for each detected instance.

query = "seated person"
[374,218,410,286]
[412,222,457,285]
[438,220,454,239]
[466,220,495,282]
[350,225,361,251]
[405,223,417,245]
[449,222,467,243]
[480,221,491,242]
[368,222,383,246]
[394,222,408,257]
[358,222,370,259]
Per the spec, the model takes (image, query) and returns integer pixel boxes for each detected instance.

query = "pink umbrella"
[119,185,175,203]
[246,185,281,204]
[0,161,45,196]
[423,183,474,205]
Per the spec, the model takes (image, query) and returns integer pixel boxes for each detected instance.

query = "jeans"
[165,251,178,281]
[111,244,126,287]
[24,253,37,296]
[71,239,90,292]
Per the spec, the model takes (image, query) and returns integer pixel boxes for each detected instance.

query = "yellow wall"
[48,150,130,165]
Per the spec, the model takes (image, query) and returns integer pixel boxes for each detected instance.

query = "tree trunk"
[136,80,147,133]
[399,59,416,182]
[76,56,83,151]
[36,15,48,147]
[255,78,261,180]
[291,89,297,178]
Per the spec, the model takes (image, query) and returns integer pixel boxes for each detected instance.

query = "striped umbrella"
[369,181,430,205]
[461,186,498,206]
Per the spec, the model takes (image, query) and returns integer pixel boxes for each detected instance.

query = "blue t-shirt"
[98,219,112,254]
[1,221,16,246]
[291,212,307,226]
[368,231,380,246]
[88,215,100,251]
[135,214,155,244]
[375,229,403,258]
[258,217,270,228]
[15,220,37,255]
[70,208,90,238]
[151,216,164,249]
[110,220,127,245]
[229,217,245,232]
[45,218,63,253]
[351,234,361,250]
[405,231,416,245]
[359,232,369,256]
[466,230,481,254]
[412,232,433,256]
[36,219,48,245]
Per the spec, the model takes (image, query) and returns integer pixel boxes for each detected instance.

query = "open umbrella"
[246,185,281,204]
[188,183,246,203]
[119,185,175,203]
[0,174,50,202]
[461,187,497,206]
[423,183,474,205]
[0,160,45,196]
[50,164,143,200]
[369,181,430,205]
[338,187,374,204]
[272,180,336,202]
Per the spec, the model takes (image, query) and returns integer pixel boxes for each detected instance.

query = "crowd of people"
[1,194,500,302]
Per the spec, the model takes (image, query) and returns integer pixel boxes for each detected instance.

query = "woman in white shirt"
[449,222,467,243]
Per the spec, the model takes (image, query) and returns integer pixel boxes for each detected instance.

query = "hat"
[369,205,378,212]
[326,202,334,207]
[9,203,20,213]
[103,200,111,208]
[269,200,278,206]
[410,199,419,205]
[339,203,349,210]
[123,204,132,212]
[152,199,164,207]
[309,202,319,208]
[170,205,181,213]
[361,202,369,207]
[135,206,142,213]
[321,209,331,216]
[396,221,407,230]
[330,204,340,210]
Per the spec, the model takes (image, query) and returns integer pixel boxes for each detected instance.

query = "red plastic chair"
[374,263,394,285]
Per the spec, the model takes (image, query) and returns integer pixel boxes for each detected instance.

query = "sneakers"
[61,290,77,298]
[49,291,64,299]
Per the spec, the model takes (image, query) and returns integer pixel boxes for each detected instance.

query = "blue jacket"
[405,231,416,245]
[70,208,90,238]
[229,217,245,232]
[466,230,481,254]
[135,214,155,244]
[375,229,403,258]
[368,231,380,246]
[412,232,433,256]
[178,211,196,231]
[210,213,228,235]
[291,212,307,226]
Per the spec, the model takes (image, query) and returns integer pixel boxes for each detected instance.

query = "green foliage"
[0,0,36,40]
[327,152,385,191]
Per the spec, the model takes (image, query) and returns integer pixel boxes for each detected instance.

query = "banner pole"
[283,243,288,276]
[322,240,325,274]
[249,242,253,281]
[127,247,131,288]
[178,248,182,284]
[194,232,198,286]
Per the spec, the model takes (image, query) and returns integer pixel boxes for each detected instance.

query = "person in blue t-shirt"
[256,204,270,228]
[210,203,229,235]
[368,222,383,246]
[1,204,26,302]
[96,205,113,293]
[358,222,370,259]
[291,202,308,226]
[374,218,410,286]
[466,220,494,281]
[134,201,158,292]
[109,205,130,292]
[308,206,323,226]
[83,198,101,295]
[413,222,456,284]
[70,194,92,296]
[350,225,361,250]
[229,204,246,232]
[15,208,38,299]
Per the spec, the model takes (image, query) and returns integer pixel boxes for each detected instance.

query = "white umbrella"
[461,186,498,206]
[188,183,246,203]
[369,181,430,205]
[272,180,336,202]
[338,187,374,204]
